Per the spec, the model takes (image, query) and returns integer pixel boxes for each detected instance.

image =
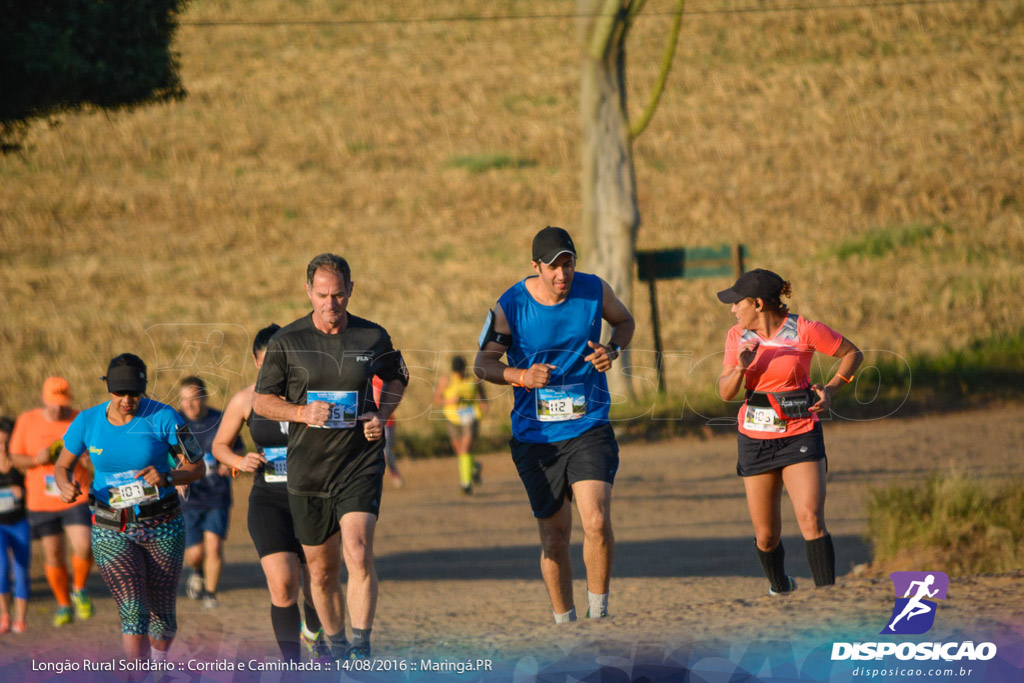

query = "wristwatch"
[165,472,175,487]
[607,342,622,360]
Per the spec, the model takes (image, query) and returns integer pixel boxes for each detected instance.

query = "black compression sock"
[351,627,371,649]
[270,604,302,662]
[805,534,836,586]
[756,541,789,593]
[303,601,322,634]
[327,630,350,660]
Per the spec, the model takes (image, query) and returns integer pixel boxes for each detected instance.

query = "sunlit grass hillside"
[867,471,1024,575]
[1,0,1022,445]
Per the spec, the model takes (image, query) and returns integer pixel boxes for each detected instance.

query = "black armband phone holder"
[478,309,513,350]
[171,424,204,464]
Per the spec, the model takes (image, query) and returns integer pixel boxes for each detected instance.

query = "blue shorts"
[182,507,230,546]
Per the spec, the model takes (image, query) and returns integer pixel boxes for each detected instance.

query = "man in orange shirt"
[10,377,94,626]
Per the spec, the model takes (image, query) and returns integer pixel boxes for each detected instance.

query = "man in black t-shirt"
[254,253,408,662]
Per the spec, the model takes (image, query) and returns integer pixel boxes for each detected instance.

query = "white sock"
[587,591,609,618]
[553,606,577,624]
[150,648,168,664]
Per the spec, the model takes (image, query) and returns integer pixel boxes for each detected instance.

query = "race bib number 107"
[106,471,159,509]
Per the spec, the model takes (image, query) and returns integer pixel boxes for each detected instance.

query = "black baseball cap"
[717,269,785,303]
[103,358,148,394]
[532,226,577,265]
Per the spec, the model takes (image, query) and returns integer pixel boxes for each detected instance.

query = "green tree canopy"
[0,0,189,146]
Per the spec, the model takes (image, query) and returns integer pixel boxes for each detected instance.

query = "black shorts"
[288,459,384,546]
[28,503,92,539]
[248,484,305,561]
[736,422,827,477]
[510,423,619,519]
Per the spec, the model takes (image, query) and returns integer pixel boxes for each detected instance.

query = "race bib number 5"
[307,391,359,429]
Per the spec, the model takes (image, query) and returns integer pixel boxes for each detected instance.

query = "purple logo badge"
[880,571,949,635]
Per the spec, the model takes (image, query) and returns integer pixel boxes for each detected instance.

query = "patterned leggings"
[93,512,185,638]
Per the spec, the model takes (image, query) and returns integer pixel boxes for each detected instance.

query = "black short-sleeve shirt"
[255,312,408,497]
[0,466,26,525]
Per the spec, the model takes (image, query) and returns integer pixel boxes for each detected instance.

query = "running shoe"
[346,643,371,660]
[186,570,203,600]
[472,462,483,486]
[53,606,73,626]
[202,591,219,610]
[300,625,318,656]
[72,589,94,620]
[314,634,331,662]
[768,576,797,596]
[300,625,332,661]
[11,619,26,634]
[0,614,9,633]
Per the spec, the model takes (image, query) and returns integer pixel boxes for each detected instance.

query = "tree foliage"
[0,0,189,145]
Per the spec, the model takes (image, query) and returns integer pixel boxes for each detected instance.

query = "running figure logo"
[881,571,949,635]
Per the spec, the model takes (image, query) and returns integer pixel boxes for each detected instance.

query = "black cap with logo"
[716,269,785,304]
[102,356,148,394]
[532,226,577,265]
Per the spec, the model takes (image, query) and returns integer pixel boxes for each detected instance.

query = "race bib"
[536,385,586,422]
[457,405,476,426]
[263,447,287,484]
[0,488,16,513]
[203,453,218,477]
[45,474,61,497]
[307,391,359,429]
[743,405,787,433]
[106,471,159,509]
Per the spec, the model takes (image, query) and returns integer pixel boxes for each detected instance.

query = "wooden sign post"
[636,244,747,393]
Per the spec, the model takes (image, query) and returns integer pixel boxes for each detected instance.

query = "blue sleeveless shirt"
[498,272,610,443]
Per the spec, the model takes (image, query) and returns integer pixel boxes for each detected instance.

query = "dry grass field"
[1,0,1022,441]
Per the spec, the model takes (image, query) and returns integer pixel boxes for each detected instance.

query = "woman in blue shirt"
[54,353,205,664]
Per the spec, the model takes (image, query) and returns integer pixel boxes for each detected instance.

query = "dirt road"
[2,404,1023,681]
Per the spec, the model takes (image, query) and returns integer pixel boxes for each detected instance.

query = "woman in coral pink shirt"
[717,269,862,596]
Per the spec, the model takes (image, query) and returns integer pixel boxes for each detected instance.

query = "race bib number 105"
[743,405,787,433]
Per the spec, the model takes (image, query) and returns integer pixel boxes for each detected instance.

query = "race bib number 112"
[536,385,586,422]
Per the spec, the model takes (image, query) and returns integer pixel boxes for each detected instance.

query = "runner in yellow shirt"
[434,357,488,494]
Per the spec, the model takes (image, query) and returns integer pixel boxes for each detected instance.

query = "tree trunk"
[580,2,641,400]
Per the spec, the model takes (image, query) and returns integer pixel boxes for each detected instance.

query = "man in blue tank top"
[475,226,635,623]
